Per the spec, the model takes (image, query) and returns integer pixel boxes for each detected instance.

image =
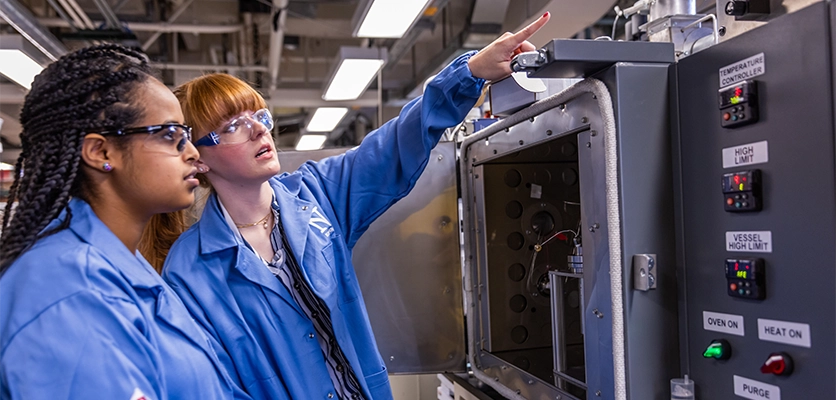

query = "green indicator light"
[702,339,731,360]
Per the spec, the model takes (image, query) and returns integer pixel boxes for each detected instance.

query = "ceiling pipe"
[0,0,68,61]
[267,0,289,90]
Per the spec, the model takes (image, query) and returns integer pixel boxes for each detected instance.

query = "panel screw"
[581,117,589,123]
[586,142,591,148]
[546,130,553,136]
[438,155,443,160]
[390,356,395,361]
[596,390,602,396]
[529,117,535,123]
[590,130,597,137]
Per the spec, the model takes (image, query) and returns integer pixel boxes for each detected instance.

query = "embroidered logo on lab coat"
[309,206,334,236]
[130,388,149,400]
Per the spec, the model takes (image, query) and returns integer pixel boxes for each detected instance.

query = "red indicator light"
[746,265,749,270]
[735,87,743,96]
[742,176,747,182]
[735,262,739,269]
[761,353,793,376]
[557,233,567,241]
[734,175,740,184]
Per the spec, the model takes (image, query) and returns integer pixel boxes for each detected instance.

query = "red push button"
[761,352,793,376]
[723,112,731,121]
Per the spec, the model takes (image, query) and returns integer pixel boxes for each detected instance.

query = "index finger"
[510,11,551,45]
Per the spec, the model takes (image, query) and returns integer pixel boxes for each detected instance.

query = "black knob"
[725,1,748,16]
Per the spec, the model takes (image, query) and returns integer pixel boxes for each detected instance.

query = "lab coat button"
[327,393,334,398]
[336,364,344,372]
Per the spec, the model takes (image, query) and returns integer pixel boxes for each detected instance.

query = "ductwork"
[0,0,67,61]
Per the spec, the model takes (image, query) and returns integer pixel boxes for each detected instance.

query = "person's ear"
[81,134,121,173]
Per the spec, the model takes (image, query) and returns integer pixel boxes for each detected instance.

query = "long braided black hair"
[0,44,153,274]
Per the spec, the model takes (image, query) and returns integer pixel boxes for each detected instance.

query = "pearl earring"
[103,162,112,172]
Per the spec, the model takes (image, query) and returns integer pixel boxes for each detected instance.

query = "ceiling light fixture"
[306,107,349,132]
[323,46,386,101]
[353,0,432,38]
[0,35,47,89]
[295,134,328,151]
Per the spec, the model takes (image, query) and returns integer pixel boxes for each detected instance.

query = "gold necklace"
[235,210,272,230]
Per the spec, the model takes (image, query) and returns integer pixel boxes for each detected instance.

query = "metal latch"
[510,49,548,72]
[632,254,657,291]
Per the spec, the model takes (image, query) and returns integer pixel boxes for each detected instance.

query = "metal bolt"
[590,130,597,137]
[593,223,599,229]
[529,117,535,123]
[390,356,395,361]
[596,390,602,396]
[516,390,521,394]
[593,309,604,318]
[586,142,591,148]
[519,140,524,145]
[546,129,553,136]
[558,104,566,111]
[505,128,510,132]
[528,380,534,385]
[438,154,443,160]
[581,117,589,123]
[719,26,727,36]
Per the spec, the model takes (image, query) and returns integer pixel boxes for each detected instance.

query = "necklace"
[235,210,272,230]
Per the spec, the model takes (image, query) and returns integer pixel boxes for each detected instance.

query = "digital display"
[719,81,755,109]
[722,170,758,193]
[725,259,762,280]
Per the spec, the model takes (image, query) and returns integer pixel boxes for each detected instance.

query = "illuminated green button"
[703,339,731,360]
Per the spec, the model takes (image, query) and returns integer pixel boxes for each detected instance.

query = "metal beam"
[141,0,196,51]
[0,0,67,61]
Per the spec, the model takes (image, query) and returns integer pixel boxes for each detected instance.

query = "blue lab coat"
[162,51,484,399]
[0,198,246,400]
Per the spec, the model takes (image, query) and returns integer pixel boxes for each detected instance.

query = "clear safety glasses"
[98,124,193,156]
[194,108,274,147]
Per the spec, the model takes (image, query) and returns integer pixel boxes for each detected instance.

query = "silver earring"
[103,162,112,172]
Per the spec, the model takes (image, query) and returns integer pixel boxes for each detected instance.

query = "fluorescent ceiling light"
[307,107,348,132]
[295,135,328,151]
[355,0,432,38]
[324,59,384,101]
[0,35,44,90]
[322,47,387,101]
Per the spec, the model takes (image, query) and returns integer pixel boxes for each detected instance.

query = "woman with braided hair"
[0,44,251,400]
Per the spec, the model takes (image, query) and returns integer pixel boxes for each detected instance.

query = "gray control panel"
[676,2,836,398]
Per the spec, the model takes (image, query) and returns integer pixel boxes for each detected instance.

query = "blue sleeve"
[299,51,485,248]
[1,292,162,400]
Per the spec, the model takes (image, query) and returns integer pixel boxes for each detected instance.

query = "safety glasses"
[194,108,274,147]
[98,124,193,156]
